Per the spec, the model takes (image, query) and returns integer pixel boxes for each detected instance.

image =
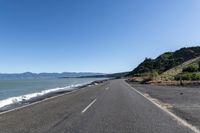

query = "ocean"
[0,78,106,109]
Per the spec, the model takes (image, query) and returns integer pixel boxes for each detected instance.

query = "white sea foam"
[0,83,87,109]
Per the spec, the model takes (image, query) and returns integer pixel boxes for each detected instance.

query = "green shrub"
[198,61,200,71]
[150,71,159,77]
[191,73,200,80]
[149,70,159,80]
[175,73,200,81]
[182,65,199,72]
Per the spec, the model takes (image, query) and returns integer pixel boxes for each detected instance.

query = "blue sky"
[0,0,200,73]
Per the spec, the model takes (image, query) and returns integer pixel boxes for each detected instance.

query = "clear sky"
[0,0,200,73]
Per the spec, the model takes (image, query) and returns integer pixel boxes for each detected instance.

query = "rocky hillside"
[128,46,200,76]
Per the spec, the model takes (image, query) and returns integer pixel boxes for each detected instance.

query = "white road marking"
[81,99,97,114]
[125,82,200,133]
[105,87,109,90]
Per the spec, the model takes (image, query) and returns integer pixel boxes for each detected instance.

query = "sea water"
[0,78,106,109]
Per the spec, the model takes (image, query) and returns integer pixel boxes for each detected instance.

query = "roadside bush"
[191,73,200,80]
[198,61,200,71]
[175,73,200,81]
[182,65,199,72]
[149,70,159,80]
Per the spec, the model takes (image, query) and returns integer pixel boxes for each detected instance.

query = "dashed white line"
[105,87,109,90]
[81,99,97,114]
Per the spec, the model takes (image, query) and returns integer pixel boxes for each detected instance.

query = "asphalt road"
[0,79,195,133]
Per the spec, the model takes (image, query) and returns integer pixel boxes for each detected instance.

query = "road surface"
[0,79,195,133]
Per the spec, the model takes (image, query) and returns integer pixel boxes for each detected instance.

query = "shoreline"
[0,79,108,113]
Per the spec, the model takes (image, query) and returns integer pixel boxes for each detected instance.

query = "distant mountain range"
[0,72,105,80]
[78,72,130,78]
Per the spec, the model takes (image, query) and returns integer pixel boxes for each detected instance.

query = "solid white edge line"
[125,82,200,133]
[0,90,78,115]
[81,99,97,114]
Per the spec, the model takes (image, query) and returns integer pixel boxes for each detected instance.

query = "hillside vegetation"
[127,46,200,85]
[161,56,200,80]
[128,46,200,77]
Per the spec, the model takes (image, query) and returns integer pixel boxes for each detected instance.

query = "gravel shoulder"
[127,82,200,129]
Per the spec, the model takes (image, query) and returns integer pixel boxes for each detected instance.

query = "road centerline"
[105,87,109,90]
[81,99,97,114]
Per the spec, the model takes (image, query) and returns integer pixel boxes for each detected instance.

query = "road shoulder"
[126,81,200,132]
